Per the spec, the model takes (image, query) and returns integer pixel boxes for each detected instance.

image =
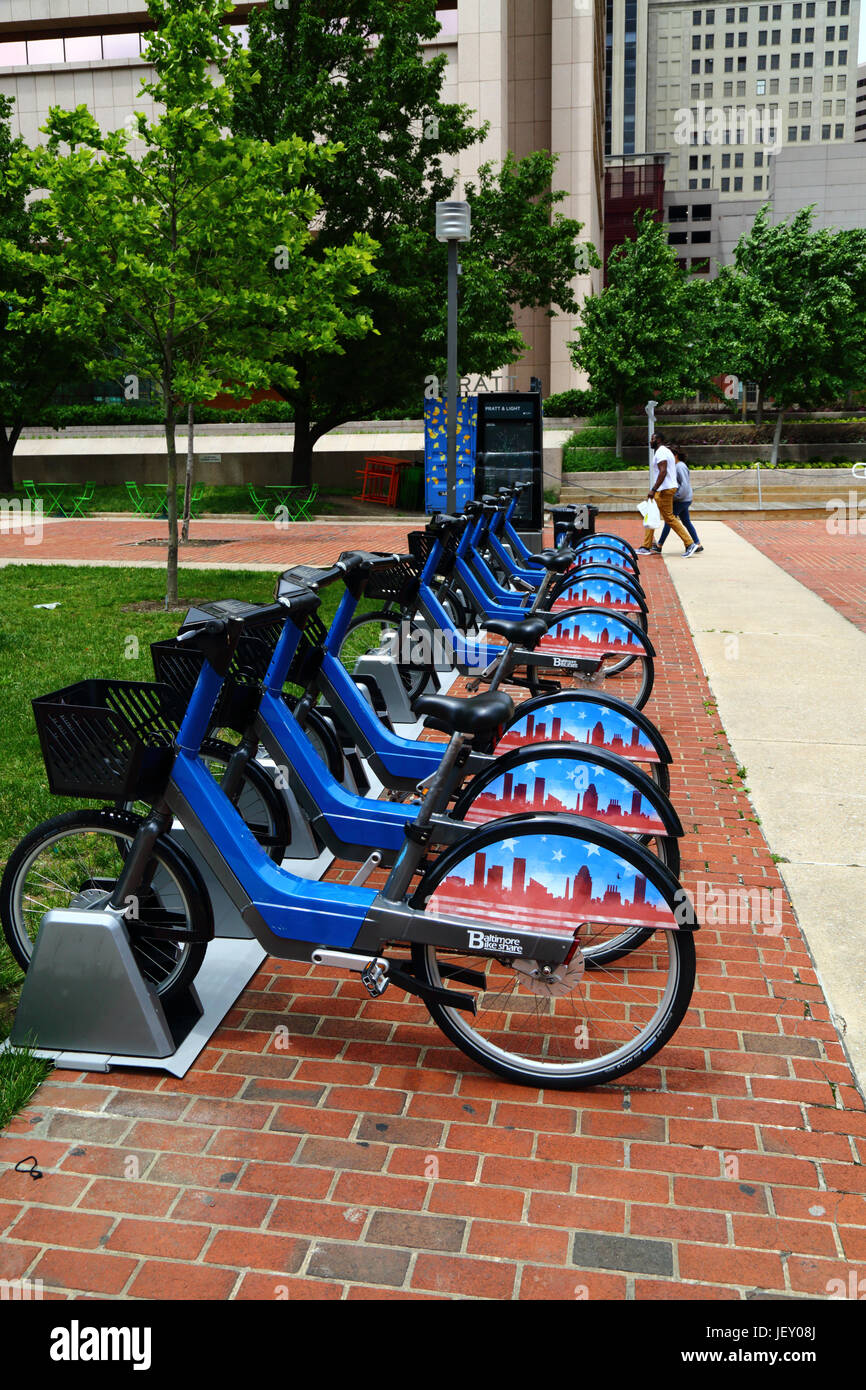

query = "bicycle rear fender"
[497,691,672,766]
[453,742,682,838]
[535,609,655,663]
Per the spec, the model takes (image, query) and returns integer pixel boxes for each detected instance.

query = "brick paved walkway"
[1,520,864,1300]
[0,517,419,570]
[730,518,866,635]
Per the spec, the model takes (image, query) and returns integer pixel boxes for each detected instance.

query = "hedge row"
[563,455,859,473]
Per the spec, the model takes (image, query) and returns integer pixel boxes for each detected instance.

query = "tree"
[718,205,866,461]
[569,211,722,456]
[4,0,375,604]
[0,95,92,493]
[234,0,596,485]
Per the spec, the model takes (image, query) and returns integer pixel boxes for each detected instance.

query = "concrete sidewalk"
[665,520,866,1089]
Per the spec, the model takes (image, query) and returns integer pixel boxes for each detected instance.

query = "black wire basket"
[364,554,420,606]
[32,679,184,801]
[407,529,457,580]
[150,632,272,736]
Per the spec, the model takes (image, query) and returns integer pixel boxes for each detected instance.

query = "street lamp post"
[436,201,471,515]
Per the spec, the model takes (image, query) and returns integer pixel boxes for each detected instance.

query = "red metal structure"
[604,154,667,283]
[354,455,410,508]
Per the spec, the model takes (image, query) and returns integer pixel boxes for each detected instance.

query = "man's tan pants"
[644,489,693,549]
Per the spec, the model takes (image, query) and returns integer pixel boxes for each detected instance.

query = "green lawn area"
[0,562,352,1004]
[8,484,356,516]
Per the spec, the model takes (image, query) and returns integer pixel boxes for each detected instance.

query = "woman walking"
[653,447,702,554]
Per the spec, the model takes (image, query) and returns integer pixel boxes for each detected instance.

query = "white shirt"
[650,445,678,491]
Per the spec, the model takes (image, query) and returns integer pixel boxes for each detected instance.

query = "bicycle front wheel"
[338,610,433,703]
[0,809,210,1004]
[410,817,695,1089]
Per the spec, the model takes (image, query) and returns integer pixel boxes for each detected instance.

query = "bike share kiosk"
[474,393,544,552]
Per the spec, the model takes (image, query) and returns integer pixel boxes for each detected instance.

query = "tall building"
[0,0,608,396]
[856,60,866,138]
[604,1,862,275]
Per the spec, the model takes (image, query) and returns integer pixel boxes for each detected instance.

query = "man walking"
[653,447,703,554]
[638,431,698,556]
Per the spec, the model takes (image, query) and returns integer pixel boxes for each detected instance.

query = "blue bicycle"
[2,583,698,1088]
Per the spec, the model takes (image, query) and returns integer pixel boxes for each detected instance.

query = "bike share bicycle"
[3,579,698,1088]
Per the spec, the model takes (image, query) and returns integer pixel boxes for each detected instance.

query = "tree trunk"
[770,407,786,467]
[291,396,313,488]
[164,404,179,609]
[615,396,624,459]
[181,403,194,543]
[755,383,764,427]
[0,429,17,494]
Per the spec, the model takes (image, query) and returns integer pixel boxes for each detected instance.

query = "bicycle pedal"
[361,960,390,998]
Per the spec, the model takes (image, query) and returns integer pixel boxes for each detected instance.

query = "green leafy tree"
[718,205,866,461]
[4,0,375,603]
[234,1,596,484]
[0,94,92,493]
[570,211,722,456]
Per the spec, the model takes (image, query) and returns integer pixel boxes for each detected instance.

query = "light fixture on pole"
[436,200,471,514]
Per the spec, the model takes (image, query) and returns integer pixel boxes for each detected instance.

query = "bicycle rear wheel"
[0,808,210,1004]
[410,817,695,1088]
[338,610,433,703]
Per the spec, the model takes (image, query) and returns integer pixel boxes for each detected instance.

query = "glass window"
[692,59,701,72]
[724,57,734,72]
[691,82,701,97]
[828,0,837,12]
[822,123,832,137]
[841,0,850,13]
[726,7,735,19]
[669,231,688,244]
[701,177,711,188]
[753,176,763,189]
[690,154,699,168]
[689,178,698,189]
[702,153,712,167]
[805,27,814,40]
[694,8,702,21]
[758,30,767,44]
[838,51,847,66]
[27,38,65,63]
[835,122,844,136]
[705,33,714,48]
[802,100,811,115]
[704,81,714,96]
[706,8,715,21]
[806,2,815,15]
[722,152,731,166]
[840,26,848,40]
[725,32,734,47]
[793,2,802,14]
[803,52,813,67]
[801,125,811,139]
[826,26,836,40]
[759,3,768,16]
[788,125,798,140]
[737,79,746,94]
[756,78,766,94]
[791,53,800,67]
[64,34,104,61]
[692,229,712,243]
[792,29,801,43]
[824,74,834,89]
[754,150,764,164]
[835,74,845,89]
[102,32,142,59]
[758,54,767,69]
[825,51,834,65]
[733,176,743,190]
[692,204,712,219]
[823,98,832,113]
[669,205,689,221]
[721,176,731,191]
[739,6,748,20]
[734,151,744,166]
[738,31,747,46]
[836,99,846,113]
[790,75,800,91]
[738,56,747,70]
[770,79,779,93]
[693,34,701,48]
[771,29,780,44]
[789,101,799,116]
[705,58,714,71]
[0,41,28,65]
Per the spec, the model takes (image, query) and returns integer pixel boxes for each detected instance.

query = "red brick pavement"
[730,518,866,634]
[1,518,865,1300]
[0,517,417,569]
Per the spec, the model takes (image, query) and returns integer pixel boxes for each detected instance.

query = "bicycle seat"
[482,616,549,648]
[525,549,575,573]
[414,691,514,737]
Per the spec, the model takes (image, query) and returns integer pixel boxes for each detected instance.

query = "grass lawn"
[7,484,359,517]
[0,562,353,1008]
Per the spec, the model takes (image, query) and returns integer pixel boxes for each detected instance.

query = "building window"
[793,1,802,13]
[801,125,811,140]
[693,35,702,49]
[758,55,767,69]
[692,59,701,72]
[759,3,768,16]
[838,51,847,66]
[789,101,799,117]
[739,6,748,20]
[724,80,733,95]
[770,79,779,93]
[837,99,846,113]
[836,74,846,89]
[705,58,714,71]
[753,176,763,189]
[692,230,712,243]
[737,80,746,94]
[791,53,800,67]
[803,52,813,67]
[822,123,832,138]
[721,176,731,190]
[826,25,836,40]
[734,151,744,167]
[738,31,747,46]
[669,231,688,245]
[706,8,716,21]
[692,204,712,220]
[825,51,834,65]
[689,179,698,189]
[701,177,711,188]
[724,56,734,71]
[733,177,743,190]
[738,57,747,70]
[772,3,782,16]
[835,122,845,137]
[702,153,712,167]
[705,34,714,49]
[805,27,815,41]
[704,82,714,96]
[754,150,764,165]
[758,30,767,45]
[722,152,731,167]
[790,76,801,91]
[828,0,836,12]
[725,32,734,47]
[756,78,766,94]
[823,99,832,114]
[692,82,701,97]
[669,205,689,222]
[792,28,801,42]
[689,154,699,169]
[788,125,798,140]
[806,2,815,15]
[694,8,702,21]
[840,26,849,40]
[726,6,735,19]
